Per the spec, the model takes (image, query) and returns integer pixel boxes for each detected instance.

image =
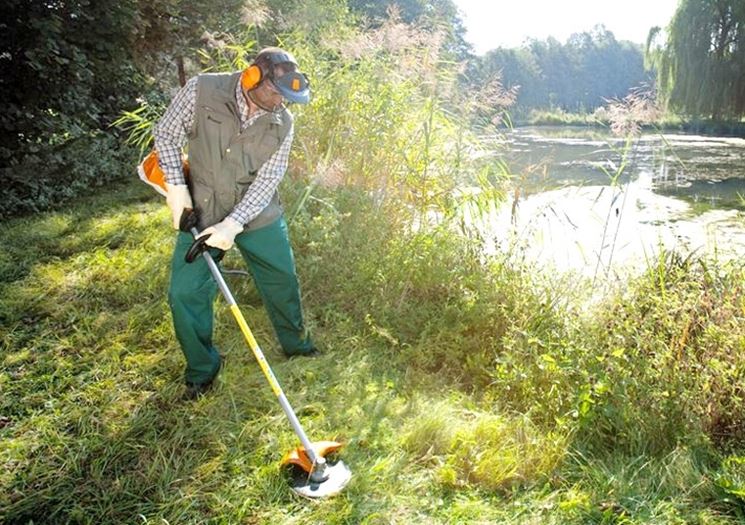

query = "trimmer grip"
[185,234,209,263]
[184,234,226,264]
[179,208,198,232]
[180,208,225,264]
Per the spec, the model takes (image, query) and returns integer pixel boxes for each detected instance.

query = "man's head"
[241,47,310,111]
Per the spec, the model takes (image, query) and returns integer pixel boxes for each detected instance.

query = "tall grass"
[3,5,744,525]
[2,177,744,524]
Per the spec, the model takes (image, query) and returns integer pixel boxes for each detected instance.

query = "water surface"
[480,126,745,277]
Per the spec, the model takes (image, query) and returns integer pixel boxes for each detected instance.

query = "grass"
[520,109,599,127]
[1,178,744,524]
[5,3,744,521]
[514,109,745,138]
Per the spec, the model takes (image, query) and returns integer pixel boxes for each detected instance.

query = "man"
[154,47,317,400]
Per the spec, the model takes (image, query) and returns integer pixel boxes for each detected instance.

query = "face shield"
[272,71,310,104]
[263,50,311,105]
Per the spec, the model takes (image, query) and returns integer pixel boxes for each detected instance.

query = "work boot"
[183,379,215,400]
[183,355,223,400]
[288,348,321,359]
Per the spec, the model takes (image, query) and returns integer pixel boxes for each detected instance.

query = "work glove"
[198,217,244,251]
[165,183,193,230]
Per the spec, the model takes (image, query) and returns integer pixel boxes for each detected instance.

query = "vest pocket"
[191,179,217,228]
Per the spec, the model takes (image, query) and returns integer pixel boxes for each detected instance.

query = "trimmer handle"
[179,208,199,232]
[180,209,225,264]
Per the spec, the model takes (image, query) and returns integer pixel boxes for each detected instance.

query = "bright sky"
[452,0,680,54]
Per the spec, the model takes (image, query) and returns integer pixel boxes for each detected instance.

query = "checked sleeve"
[153,77,198,185]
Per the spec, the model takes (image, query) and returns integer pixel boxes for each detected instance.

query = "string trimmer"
[181,209,351,498]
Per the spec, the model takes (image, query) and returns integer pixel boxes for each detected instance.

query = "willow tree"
[647,0,745,119]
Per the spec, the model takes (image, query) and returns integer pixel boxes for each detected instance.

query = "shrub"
[1,133,138,219]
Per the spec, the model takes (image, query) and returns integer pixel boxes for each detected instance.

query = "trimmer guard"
[281,440,344,472]
[281,441,351,498]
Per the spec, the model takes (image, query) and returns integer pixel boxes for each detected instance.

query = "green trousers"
[168,216,314,385]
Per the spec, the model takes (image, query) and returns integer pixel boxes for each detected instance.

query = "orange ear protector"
[240,64,264,91]
[240,51,310,104]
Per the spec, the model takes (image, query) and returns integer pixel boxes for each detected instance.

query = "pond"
[479,126,745,278]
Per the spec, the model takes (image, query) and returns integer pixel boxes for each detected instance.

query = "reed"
[3,7,743,525]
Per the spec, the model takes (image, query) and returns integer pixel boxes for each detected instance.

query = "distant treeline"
[465,26,651,118]
[466,1,744,122]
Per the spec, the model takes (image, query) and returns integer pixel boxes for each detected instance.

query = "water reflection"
[479,126,745,277]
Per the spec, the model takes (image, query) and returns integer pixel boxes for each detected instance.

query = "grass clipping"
[401,401,566,492]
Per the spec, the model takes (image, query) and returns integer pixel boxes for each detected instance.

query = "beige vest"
[187,72,293,230]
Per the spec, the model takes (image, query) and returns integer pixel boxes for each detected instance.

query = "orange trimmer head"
[281,441,352,498]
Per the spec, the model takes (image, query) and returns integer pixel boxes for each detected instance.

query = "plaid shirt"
[154,75,294,226]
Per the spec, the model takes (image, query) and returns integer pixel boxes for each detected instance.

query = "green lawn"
[1,179,744,524]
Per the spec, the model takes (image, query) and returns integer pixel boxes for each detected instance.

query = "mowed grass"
[1,178,744,524]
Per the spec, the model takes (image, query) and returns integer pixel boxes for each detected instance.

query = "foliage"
[0,133,139,220]
[647,0,745,119]
[1,0,140,217]
[2,2,745,523]
[525,109,599,126]
[347,0,470,58]
[578,252,745,454]
[111,98,167,155]
[0,0,142,160]
[130,0,247,77]
[466,26,651,118]
[1,178,744,524]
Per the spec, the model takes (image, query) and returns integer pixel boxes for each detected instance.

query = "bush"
[575,253,745,453]
[0,133,138,219]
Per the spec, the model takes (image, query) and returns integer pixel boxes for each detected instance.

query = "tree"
[648,0,745,119]
[468,47,544,113]
[131,0,249,85]
[347,0,470,58]
[567,26,648,112]
[0,0,141,163]
[467,28,648,117]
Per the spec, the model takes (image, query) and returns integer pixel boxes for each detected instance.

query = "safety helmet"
[245,47,311,105]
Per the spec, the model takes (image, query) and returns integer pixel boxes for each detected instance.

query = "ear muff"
[240,64,263,91]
